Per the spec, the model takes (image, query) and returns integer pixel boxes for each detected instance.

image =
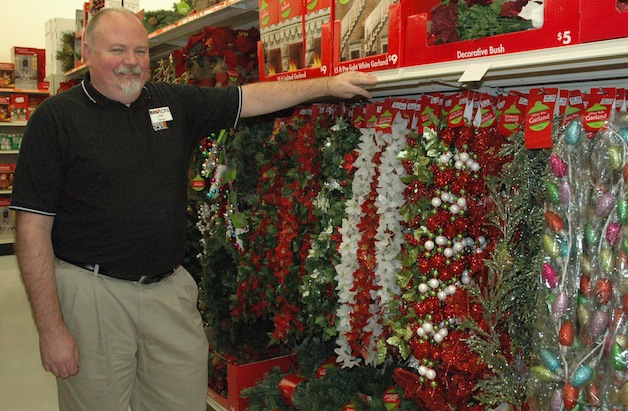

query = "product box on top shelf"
[580,0,628,42]
[404,0,580,68]
[0,63,15,88]
[333,0,420,74]
[258,0,334,81]
[206,353,298,411]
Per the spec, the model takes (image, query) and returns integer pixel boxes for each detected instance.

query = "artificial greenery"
[457,0,534,41]
[56,31,77,73]
[142,7,181,33]
[461,128,551,408]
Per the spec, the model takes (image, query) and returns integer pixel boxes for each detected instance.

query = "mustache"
[115,66,142,75]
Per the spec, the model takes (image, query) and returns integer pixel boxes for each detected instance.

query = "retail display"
[7,0,625,408]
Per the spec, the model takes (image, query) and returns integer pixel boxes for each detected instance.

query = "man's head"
[83,8,150,104]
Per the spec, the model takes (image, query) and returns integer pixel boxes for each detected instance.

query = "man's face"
[84,12,150,104]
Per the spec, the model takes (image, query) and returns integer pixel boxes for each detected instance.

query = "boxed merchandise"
[304,0,333,71]
[0,164,15,190]
[259,0,281,77]
[12,47,39,90]
[332,0,420,74]
[580,0,628,42]
[207,353,298,411]
[10,94,28,123]
[258,0,333,81]
[27,94,47,120]
[0,95,10,122]
[0,63,15,88]
[403,0,581,67]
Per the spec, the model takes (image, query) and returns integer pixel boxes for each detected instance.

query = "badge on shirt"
[149,106,173,131]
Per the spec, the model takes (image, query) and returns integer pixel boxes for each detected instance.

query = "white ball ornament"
[449,204,460,215]
[459,152,470,162]
[453,242,464,252]
[433,333,444,343]
[418,283,429,293]
[471,162,481,172]
[435,235,447,246]
[417,328,426,337]
[437,291,447,300]
[424,240,435,251]
[457,197,467,208]
[455,160,464,170]
[418,365,428,376]
[441,192,451,202]
[439,154,449,164]
[438,328,449,338]
[443,248,453,258]
[446,285,457,295]
[431,197,442,208]
[428,278,440,289]
[426,369,437,380]
[422,322,434,333]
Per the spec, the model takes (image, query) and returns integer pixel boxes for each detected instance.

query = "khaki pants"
[54,260,208,411]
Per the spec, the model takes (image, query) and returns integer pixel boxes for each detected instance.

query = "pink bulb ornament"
[542,263,559,288]
[606,222,621,246]
[596,193,616,217]
[550,154,568,178]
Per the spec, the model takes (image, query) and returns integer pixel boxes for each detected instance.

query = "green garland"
[460,128,551,408]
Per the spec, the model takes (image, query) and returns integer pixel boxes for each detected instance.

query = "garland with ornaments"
[529,113,628,410]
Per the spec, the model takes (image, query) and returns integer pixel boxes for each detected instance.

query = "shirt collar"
[81,72,151,107]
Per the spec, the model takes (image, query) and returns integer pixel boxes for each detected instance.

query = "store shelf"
[370,38,628,97]
[0,88,49,95]
[0,123,27,128]
[0,231,14,245]
[66,0,260,76]
[148,0,260,60]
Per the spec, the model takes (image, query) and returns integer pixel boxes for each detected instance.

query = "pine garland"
[461,127,551,408]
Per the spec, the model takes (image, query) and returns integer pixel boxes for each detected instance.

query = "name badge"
[149,106,174,123]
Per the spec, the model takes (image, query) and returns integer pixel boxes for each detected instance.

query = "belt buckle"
[137,269,174,285]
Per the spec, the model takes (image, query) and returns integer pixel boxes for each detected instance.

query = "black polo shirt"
[10,75,241,275]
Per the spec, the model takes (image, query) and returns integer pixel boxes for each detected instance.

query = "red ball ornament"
[580,275,591,297]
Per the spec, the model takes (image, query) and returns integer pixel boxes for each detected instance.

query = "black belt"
[60,258,176,285]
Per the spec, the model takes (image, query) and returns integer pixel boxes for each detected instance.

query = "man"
[10,7,376,411]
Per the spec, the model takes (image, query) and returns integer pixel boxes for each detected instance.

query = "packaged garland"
[530,113,628,410]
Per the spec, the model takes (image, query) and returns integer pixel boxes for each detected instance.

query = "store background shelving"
[63,0,628,96]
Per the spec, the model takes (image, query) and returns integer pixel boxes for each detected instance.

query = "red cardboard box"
[0,164,15,190]
[0,95,10,122]
[580,0,628,42]
[304,0,333,70]
[404,0,580,67]
[10,94,28,123]
[0,63,15,88]
[333,0,420,74]
[206,353,298,411]
[258,22,333,81]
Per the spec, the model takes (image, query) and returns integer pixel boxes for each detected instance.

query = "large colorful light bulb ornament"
[530,113,628,410]
[387,124,509,410]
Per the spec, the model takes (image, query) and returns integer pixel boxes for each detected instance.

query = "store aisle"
[0,254,58,411]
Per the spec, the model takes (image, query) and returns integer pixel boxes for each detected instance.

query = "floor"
[0,254,59,411]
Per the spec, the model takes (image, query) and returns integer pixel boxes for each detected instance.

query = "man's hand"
[326,71,378,99]
[40,324,80,378]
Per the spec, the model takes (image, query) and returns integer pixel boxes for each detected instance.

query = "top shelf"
[66,0,260,76]
[63,1,628,97]
[370,37,628,97]
[0,88,49,95]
